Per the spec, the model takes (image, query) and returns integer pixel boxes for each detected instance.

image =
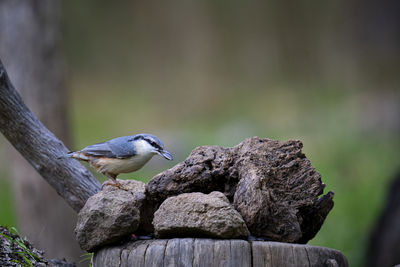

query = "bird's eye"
[147,140,156,147]
[151,141,161,149]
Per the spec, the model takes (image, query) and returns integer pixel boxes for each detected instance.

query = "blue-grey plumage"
[67,134,172,183]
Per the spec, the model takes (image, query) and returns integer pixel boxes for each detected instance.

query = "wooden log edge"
[93,238,348,267]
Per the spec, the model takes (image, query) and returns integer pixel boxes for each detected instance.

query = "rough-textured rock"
[146,137,333,243]
[153,192,250,239]
[75,179,146,251]
[233,138,329,242]
[92,239,349,267]
[146,145,238,203]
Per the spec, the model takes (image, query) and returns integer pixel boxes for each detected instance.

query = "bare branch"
[0,59,101,212]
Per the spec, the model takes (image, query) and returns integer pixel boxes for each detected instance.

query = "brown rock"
[232,138,328,242]
[75,179,146,251]
[153,192,250,239]
[146,145,238,203]
[146,137,333,243]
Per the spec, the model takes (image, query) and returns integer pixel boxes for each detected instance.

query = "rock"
[233,138,328,242]
[146,145,238,203]
[153,192,250,239]
[75,179,146,251]
[146,137,333,243]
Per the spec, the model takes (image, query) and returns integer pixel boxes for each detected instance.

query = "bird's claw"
[102,181,129,191]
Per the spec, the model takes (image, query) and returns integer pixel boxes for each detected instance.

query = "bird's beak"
[156,149,173,160]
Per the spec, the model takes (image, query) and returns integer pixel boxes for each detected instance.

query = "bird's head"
[132,134,173,160]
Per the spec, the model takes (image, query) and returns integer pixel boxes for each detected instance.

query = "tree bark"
[0,58,101,261]
[92,239,349,267]
[0,0,101,262]
[0,60,101,211]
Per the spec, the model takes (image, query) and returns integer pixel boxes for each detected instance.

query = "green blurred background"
[1,1,399,266]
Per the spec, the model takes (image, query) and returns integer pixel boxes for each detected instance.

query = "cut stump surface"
[93,238,348,267]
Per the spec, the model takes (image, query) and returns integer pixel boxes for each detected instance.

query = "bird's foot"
[114,182,129,191]
[102,180,129,191]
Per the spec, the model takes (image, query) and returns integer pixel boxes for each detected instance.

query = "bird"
[66,133,173,189]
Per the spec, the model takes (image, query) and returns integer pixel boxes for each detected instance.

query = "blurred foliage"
[1,1,399,267]
[0,174,15,227]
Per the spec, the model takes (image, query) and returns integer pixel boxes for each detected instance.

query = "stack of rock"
[75,137,334,252]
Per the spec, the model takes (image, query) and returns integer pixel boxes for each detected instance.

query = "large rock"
[233,138,330,243]
[146,137,333,243]
[146,145,238,203]
[153,192,250,239]
[75,180,146,251]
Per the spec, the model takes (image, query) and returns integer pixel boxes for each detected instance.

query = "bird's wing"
[80,136,136,159]
[80,142,117,158]
[108,136,137,158]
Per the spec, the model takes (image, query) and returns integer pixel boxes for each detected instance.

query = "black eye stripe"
[153,142,161,149]
[145,138,161,149]
[133,135,163,149]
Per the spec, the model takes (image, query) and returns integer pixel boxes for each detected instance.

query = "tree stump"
[92,239,348,267]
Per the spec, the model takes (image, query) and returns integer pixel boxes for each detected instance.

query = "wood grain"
[93,239,349,267]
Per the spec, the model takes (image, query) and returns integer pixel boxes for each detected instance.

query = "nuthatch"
[67,133,172,188]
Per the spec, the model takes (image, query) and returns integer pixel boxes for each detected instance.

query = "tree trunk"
[366,171,400,267]
[92,239,348,267]
[0,0,100,263]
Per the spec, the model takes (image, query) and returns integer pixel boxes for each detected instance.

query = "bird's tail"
[67,151,90,161]
[57,151,89,161]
